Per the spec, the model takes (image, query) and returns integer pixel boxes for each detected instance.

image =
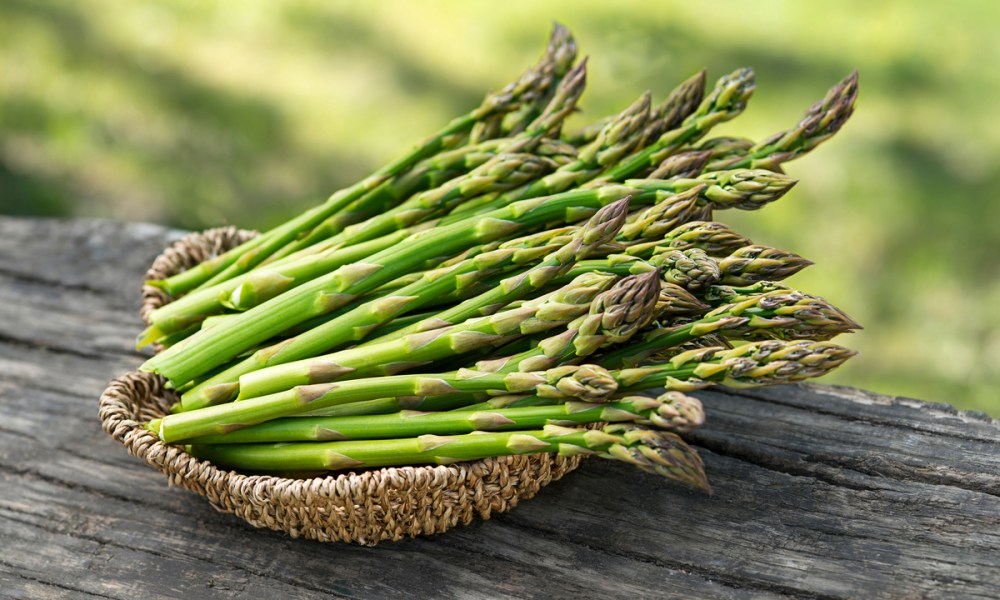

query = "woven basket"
[99,227,584,544]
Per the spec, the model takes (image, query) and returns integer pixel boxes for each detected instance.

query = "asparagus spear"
[456,390,704,434]
[552,248,720,293]
[149,364,619,443]
[269,137,578,263]
[233,272,618,400]
[637,70,709,147]
[188,422,710,491]
[598,290,861,368]
[476,270,661,375]
[178,201,627,410]
[716,245,814,285]
[592,68,756,183]
[183,392,704,444]
[564,70,706,148]
[440,89,653,223]
[470,23,578,142]
[375,197,630,340]
[623,220,752,258]
[645,150,713,180]
[142,169,792,387]
[615,340,856,392]
[706,70,859,171]
[149,25,576,297]
[650,249,721,292]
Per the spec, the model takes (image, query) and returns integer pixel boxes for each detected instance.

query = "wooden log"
[0,216,997,599]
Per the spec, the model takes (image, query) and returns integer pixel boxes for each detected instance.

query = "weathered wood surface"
[0,216,998,599]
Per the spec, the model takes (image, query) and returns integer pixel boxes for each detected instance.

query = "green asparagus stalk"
[598,290,861,368]
[138,226,425,346]
[149,364,619,443]
[470,22,578,142]
[187,421,710,491]
[615,340,856,392]
[564,69,705,148]
[636,70,711,148]
[701,281,793,305]
[234,272,618,400]
[650,248,721,292]
[627,168,796,211]
[142,169,792,387]
[706,70,859,171]
[148,25,576,298]
[440,89,653,223]
[178,200,627,410]
[592,68,755,183]
[456,389,704,433]
[552,248,720,294]
[268,137,578,263]
[477,270,661,374]
[645,150,713,180]
[716,245,814,285]
[376,197,630,340]
[183,391,705,444]
[617,185,707,243]
[624,220,752,258]
[695,136,755,165]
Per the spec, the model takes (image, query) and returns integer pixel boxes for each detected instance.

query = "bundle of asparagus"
[139,24,860,493]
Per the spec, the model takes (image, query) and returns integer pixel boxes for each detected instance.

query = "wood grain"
[0,216,997,599]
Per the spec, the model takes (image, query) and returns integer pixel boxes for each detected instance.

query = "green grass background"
[2,1,998,413]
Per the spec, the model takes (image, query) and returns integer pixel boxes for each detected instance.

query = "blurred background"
[1,0,997,413]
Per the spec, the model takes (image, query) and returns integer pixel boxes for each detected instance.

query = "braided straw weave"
[99,227,584,544]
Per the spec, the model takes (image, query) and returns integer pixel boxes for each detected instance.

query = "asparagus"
[148,25,576,297]
[564,69,706,148]
[183,392,703,444]
[636,70,711,149]
[440,89,653,223]
[598,289,861,368]
[706,70,859,171]
[476,270,661,374]
[377,198,630,340]
[716,245,814,285]
[470,23,578,142]
[188,422,710,491]
[178,200,627,410]
[592,68,756,183]
[149,364,619,443]
[650,249,720,292]
[233,272,618,400]
[297,61,587,251]
[270,137,578,262]
[455,389,704,435]
[624,220,752,258]
[139,226,425,345]
[615,340,856,392]
[646,150,713,180]
[552,248,721,294]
